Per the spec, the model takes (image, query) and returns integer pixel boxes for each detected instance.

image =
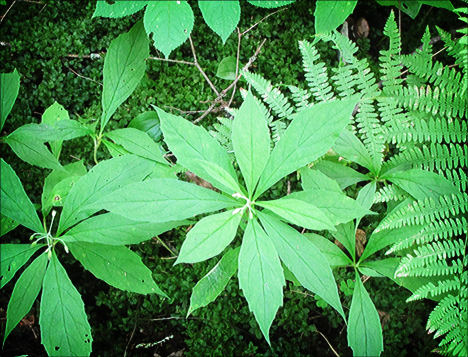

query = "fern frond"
[331,66,359,98]
[270,119,286,145]
[405,276,461,301]
[288,85,311,112]
[209,117,234,153]
[379,10,403,93]
[374,184,409,203]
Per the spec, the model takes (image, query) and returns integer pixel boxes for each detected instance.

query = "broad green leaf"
[147,162,179,179]
[93,0,147,18]
[57,155,154,235]
[333,128,375,173]
[69,242,166,296]
[0,244,42,289]
[233,91,270,196]
[259,212,346,320]
[1,68,20,131]
[40,252,92,357]
[282,263,301,286]
[255,99,357,199]
[300,166,342,193]
[383,168,460,201]
[4,135,64,171]
[158,107,238,193]
[314,0,357,33]
[247,0,296,8]
[356,181,376,211]
[216,56,238,80]
[418,0,454,11]
[101,20,149,132]
[376,0,421,18]
[1,214,19,237]
[286,189,375,226]
[360,258,400,279]
[41,102,70,158]
[195,159,243,194]
[348,274,384,357]
[9,120,91,143]
[238,218,284,344]
[257,198,335,231]
[1,159,43,233]
[176,210,241,264]
[313,160,368,190]
[331,221,356,261]
[4,252,48,344]
[105,128,166,164]
[128,111,162,142]
[305,233,353,268]
[144,1,194,58]
[188,247,240,316]
[94,178,236,222]
[102,138,130,157]
[63,213,189,245]
[199,1,240,44]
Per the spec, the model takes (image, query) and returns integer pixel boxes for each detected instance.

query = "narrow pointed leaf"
[305,233,353,268]
[188,247,240,316]
[258,212,346,320]
[58,155,154,235]
[0,244,42,289]
[255,99,357,198]
[314,0,357,33]
[194,159,243,194]
[128,111,162,142]
[238,219,284,344]
[334,129,375,173]
[93,0,147,18]
[331,221,356,261]
[69,242,167,297]
[300,167,342,193]
[101,20,149,132]
[1,159,43,233]
[94,178,236,222]
[11,121,91,142]
[4,252,48,344]
[144,1,194,58]
[1,214,19,237]
[41,102,70,159]
[199,1,240,44]
[40,252,92,357]
[257,198,335,231]
[1,68,20,131]
[176,210,241,264]
[348,274,384,357]
[232,91,270,196]
[313,160,368,190]
[356,181,376,211]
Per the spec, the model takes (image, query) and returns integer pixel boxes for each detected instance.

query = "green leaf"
[356,181,376,211]
[331,221,356,261]
[313,160,368,190]
[333,128,375,173]
[383,168,460,200]
[101,20,149,132]
[94,178,236,222]
[128,111,162,142]
[144,1,194,58]
[314,0,357,33]
[348,274,383,357]
[105,128,166,164]
[216,56,238,80]
[257,198,335,231]
[255,99,357,198]
[102,138,130,157]
[300,166,342,193]
[63,213,189,245]
[238,218,284,344]
[41,102,71,159]
[1,68,20,131]
[69,242,166,296]
[258,212,346,320]
[247,0,296,8]
[188,247,240,316]
[57,155,154,235]
[195,159,244,194]
[360,258,400,279]
[1,214,19,237]
[417,0,454,11]
[199,1,240,44]
[158,107,238,193]
[0,244,42,289]
[1,159,43,233]
[176,209,241,264]
[40,252,92,357]
[4,252,48,344]
[233,91,270,196]
[93,0,147,18]
[376,0,421,19]
[306,233,353,268]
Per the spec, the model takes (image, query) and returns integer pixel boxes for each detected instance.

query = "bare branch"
[66,66,103,86]
[241,7,287,36]
[189,35,219,96]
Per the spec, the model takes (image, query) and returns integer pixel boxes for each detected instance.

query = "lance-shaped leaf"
[69,242,166,297]
[4,252,48,344]
[195,159,244,194]
[1,159,43,233]
[334,128,375,173]
[63,213,189,245]
[188,247,240,316]
[199,0,240,44]
[313,160,368,190]
[10,120,92,143]
[247,0,296,8]
[238,219,284,344]
[300,167,342,193]
[255,98,357,199]
[40,252,92,357]
[0,244,42,289]
[314,0,357,33]
[93,0,147,18]
[41,102,71,159]
[158,107,239,193]
[258,212,346,320]
[1,68,20,131]
[305,233,353,268]
[331,221,356,261]
[101,20,149,132]
[176,210,241,264]
[144,1,194,58]
[128,110,162,142]
[105,128,166,164]
[257,198,335,231]
[1,214,19,237]
[348,273,383,357]
[57,155,154,235]
[232,91,270,196]
[356,180,376,211]
[94,178,236,222]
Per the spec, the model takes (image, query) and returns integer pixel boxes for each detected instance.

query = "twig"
[0,0,16,25]
[189,35,219,96]
[123,296,143,357]
[66,66,103,86]
[241,8,287,36]
[148,56,194,66]
[163,106,206,115]
[228,28,243,107]
[316,329,340,357]
[290,290,314,298]
[66,53,104,60]
[152,235,178,256]
[0,41,11,46]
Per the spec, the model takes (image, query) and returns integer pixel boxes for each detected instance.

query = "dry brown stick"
[0,0,16,25]
[66,66,103,86]
[148,56,194,66]
[0,41,11,46]
[241,7,287,36]
[228,27,243,107]
[316,330,340,357]
[189,35,219,96]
